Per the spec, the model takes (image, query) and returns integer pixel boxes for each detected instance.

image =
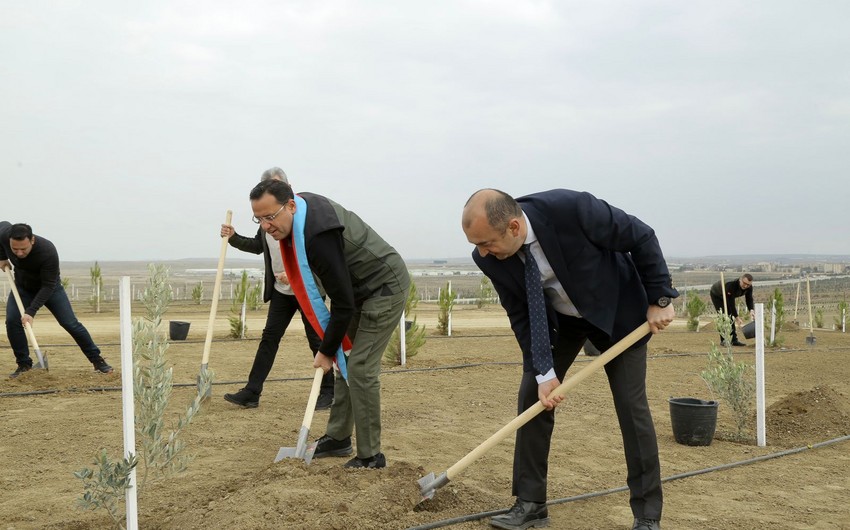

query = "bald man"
[462,189,677,530]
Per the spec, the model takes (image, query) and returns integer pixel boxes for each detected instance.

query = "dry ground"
[1,303,849,529]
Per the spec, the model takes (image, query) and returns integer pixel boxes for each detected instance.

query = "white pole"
[240,299,247,339]
[843,308,846,333]
[769,299,776,346]
[119,277,139,529]
[447,281,453,337]
[755,303,766,447]
[399,310,407,367]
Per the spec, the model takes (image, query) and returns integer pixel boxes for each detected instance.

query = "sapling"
[75,265,210,528]
[685,291,706,331]
[437,281,456,336]
[90,261,104,313]
[835,298,848,331]
[229,270,249,338]
[475,276,494,309]
[700,312,755,442]
[191,282,204,305]
[385,280,426,364]
[247,281,262,311]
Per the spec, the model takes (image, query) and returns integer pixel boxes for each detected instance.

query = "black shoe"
[720,339,728,347]
[633,518,661,530]
[9,365,32,378]
[223,387,260,408]
[490,498,549,530]
[731,340,747,346]
[313,434,353,458]
[344,452,386,469]
[315,393,333,411]
[92,357,113,374]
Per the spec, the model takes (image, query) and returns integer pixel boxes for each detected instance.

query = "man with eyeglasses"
[220,168,334,411]
[247,178,409,470]
[1,222,113,377]
[710,273,755,346]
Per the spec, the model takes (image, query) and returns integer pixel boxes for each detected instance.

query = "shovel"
[418,322,651,501]
[4,268,48,370]
[274,367,325,464]
[198,210,232,400]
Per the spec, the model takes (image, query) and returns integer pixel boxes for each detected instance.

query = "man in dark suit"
[462,189,678,530]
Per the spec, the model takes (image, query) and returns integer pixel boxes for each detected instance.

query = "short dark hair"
[9,223,33,240]
[481,189,522,232]
[249,179,294,204]
[742,273,753,282]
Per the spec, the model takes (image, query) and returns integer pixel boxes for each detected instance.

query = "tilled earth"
[1,304,849,529]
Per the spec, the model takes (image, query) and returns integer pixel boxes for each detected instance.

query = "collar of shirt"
[522,212,581,318]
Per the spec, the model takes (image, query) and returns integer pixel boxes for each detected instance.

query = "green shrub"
[191,282,204,305]
[685,291,706,331]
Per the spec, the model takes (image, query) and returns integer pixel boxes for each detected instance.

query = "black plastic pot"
[668,397,719,446]
[169,321,191,341]
[742,321,756,339]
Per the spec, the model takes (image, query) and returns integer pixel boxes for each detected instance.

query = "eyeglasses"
[252,204,286,224]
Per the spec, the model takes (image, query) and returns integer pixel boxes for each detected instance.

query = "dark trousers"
[245,289,332,396]
[512,314,662,520]
[710,293,739,342]
[6,285,101,368]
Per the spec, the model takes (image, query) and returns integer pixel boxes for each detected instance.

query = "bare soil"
[1,303,849,530]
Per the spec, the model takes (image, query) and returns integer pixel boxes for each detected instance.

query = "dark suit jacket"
[473,189,678,373]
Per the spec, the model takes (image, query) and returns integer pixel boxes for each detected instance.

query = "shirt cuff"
[535,368,557,385]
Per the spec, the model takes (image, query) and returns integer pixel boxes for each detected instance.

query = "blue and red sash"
[279,194,351,381]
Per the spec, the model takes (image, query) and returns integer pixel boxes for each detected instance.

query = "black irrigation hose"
[4,344,849,398]
[406,434,850,530]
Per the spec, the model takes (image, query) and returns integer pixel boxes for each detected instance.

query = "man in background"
[710,273,755,346]
[221,167,334,410]
[1,222,112,377]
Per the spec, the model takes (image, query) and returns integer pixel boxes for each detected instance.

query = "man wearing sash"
[248,179,409,469]
[221,168,334,410]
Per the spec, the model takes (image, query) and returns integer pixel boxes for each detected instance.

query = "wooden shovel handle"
[201,210,232,366]
[300,368,325,430]
[445,322,651,481]
[4,268,42,351]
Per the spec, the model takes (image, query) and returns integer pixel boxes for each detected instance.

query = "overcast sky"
[2,1,848,263]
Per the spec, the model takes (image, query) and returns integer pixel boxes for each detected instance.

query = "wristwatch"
[654,296,672,308]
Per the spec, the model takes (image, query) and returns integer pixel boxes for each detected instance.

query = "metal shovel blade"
[274,426,317,464]
[806,335,816,345]
[417,471,449,501]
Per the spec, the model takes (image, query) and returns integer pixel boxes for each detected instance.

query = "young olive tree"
[75,265,210,528]
[700,312,755,442]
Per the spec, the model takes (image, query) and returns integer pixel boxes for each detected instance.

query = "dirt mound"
[766,385,850,447]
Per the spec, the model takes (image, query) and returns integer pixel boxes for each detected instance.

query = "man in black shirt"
[1,222,112,377]
[709,273,755,346]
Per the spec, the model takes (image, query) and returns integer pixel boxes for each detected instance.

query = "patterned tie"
[523,244,553,375]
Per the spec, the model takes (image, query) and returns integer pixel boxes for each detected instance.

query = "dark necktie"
[523,244,553,375]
